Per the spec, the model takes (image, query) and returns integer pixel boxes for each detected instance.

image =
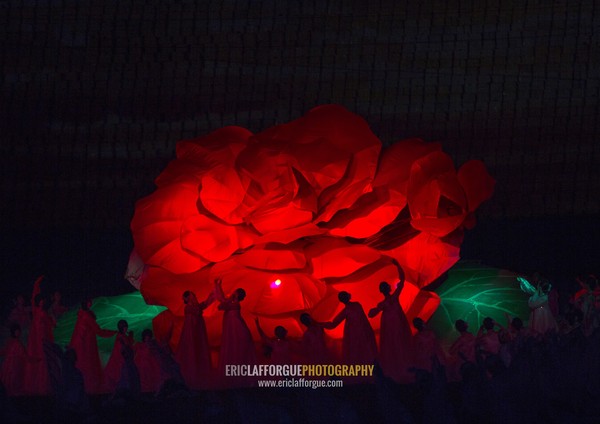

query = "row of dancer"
[174,262,421,387]
[5,264,523,396]
[0,276,259,395]
[2,269,417,395]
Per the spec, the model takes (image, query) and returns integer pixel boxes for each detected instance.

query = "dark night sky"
[1,1,599,307]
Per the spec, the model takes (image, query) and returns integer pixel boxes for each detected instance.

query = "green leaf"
[428,261,530,348]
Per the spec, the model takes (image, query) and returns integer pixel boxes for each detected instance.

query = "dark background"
[1,0,598,306]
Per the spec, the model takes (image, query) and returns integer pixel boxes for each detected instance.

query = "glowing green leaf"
[428,261,529,348]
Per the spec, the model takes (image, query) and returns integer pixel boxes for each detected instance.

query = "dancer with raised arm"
[24,275,56,395]
[69,298,117,393]
[255,318,292,365]
[175,290,214,390]
[518,275,558,335]
[368,260,413,382]
[214,277,256,387]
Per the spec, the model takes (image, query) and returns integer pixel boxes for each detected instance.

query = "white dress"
[528,292,557,334]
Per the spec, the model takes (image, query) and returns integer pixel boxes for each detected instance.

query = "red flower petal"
[374,138,442,195]
[382,231,462,288]
[233,243,307,271]
[131,185,209,273]
[457,160,496,212]
[180,215,257,263]
[324,188,406,239]
[408,151,468,237]
[199,165,252,224]
[305,238,381,279]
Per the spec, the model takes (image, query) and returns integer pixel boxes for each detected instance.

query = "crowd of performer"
[1,268,599,408]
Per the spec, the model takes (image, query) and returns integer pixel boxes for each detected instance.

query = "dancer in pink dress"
[448,319,476,381]
[24,275,56,395]
[449,319,476,364]
[255,318,292,365]
[214,278,257,387]
[299,313,331,365]
[49,290,68,320]
[412,317,445,373]
[368,264,413,383]
[175,290,214,390]
[69,299,117,393]
[134,329,163,393]
[7,294,31,343]
[104,319,136,392]
[0,324,35,396]
[476,317,502,359]
[323,291,377,366]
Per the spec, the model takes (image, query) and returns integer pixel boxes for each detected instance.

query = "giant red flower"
[129,105,494,346]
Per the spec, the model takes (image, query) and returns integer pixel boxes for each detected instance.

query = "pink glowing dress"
[256,320,293,365]
[476,330,500,357]
[328,301,377,365]
[104,332,135,392]
[370,284,414,382]
[217,302,256,367]
[301,325,331,365]
[134,340,163,392]
[69,309,117,393]
[24,277,56,395]
[0,338,29,396]
[8,298,31,335]
[215,283,256,384]
[448,331,476,380]
[449,332,476,364]
[412,328,445,372]
[175,296,213,390]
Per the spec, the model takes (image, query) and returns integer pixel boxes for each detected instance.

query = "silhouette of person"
[214,278,256,387]
[448,319,476,381]
[528,282,558,335]
[323,291,377,367]
[7,294,31,343]
[104,319,136,392]
[24,275,55,395]
[368,263,413,383]
[412,317,445,373]
[175,290,214,390]
[299,312,331,365]
[0,324,36,396]
[69,298,117,393]
[255,319,292,365]
[49,290,68,320]
[476,317,502,359]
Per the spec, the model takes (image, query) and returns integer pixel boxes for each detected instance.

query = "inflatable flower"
[129,105,494,346]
